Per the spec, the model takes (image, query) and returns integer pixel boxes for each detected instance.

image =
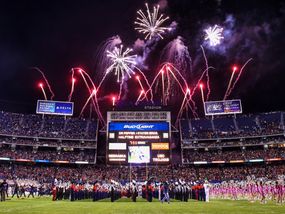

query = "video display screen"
[128,146,150,164]
[204,99,242,116]
[107,121,170,165]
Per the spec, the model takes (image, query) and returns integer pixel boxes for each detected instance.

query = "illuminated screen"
[36,100,73,116]
[109,143,127,150]
[128,146,150,163]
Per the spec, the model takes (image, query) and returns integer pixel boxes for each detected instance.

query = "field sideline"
[1,197,285,214]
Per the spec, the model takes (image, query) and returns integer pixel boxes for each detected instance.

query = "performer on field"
[131,180,138,202]
[146,181,153,202]
[161,181,170,204]
[12,180,20,198]
[0,179,8,202]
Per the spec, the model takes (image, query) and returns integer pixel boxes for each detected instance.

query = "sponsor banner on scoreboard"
[108,154,127,162]
[151,143,169,150]
[75,161,89,164]
[248,159,264,163]
[36,100,74,116]
[193,161,207,165]
[15,159,32,162]
[266,158,282,161]
[204,99,242,116]
[108,122,169,131]
[229,160,244,163]
[109,143,127,150]
[0,157,10,161]
[211,160,225,164]
[53,160,69,164]
[152,154,169,162]
[35,159,50,163]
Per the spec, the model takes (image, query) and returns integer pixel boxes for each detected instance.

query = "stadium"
[1,1,285,214]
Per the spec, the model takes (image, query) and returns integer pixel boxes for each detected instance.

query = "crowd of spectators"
[183,136,285,148]
[182,146,285,163]
[0,111,98,140]
[0,137,96,148]
[1,163,285,184]
[0,145,96,162]
[181,112,285,140]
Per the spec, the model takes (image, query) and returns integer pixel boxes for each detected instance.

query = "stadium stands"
[182,146,285,163]
[0,110,285,186]
[180,112,285,166]
[0,111,98,165]
[180,112,284,141]
[0,145,95,163]
[0,111,98,140]
[1,162,285,183]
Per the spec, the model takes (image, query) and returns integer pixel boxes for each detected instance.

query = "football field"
[0,197,285,214]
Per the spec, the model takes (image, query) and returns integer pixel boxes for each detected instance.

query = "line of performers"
[52,180,122,202]
[210,177,285,204]
[50,179,210,203]
[142,180,210,203]
[6,176,285,205]
[0,179,49,201]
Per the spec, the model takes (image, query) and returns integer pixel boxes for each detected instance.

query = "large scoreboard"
[106,111,171,165]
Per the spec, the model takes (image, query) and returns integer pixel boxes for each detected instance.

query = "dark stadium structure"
[0,109,285,183]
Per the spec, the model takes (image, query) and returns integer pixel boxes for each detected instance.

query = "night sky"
[0,0,284,116]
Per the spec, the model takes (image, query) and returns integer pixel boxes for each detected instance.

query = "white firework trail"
[135,3,170,40]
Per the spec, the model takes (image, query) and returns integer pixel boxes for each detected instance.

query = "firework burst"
[204,25,224,47]
[105,45,137,83]
[135,3,169,40]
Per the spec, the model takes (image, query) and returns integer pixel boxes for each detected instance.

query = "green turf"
[1,197,285,214]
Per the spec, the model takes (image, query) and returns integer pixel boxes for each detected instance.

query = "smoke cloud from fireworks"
[160,36,192,78]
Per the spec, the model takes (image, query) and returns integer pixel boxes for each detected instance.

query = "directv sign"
[109,122,169,131]
[204,99,242,116]
[36,100,74,116]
